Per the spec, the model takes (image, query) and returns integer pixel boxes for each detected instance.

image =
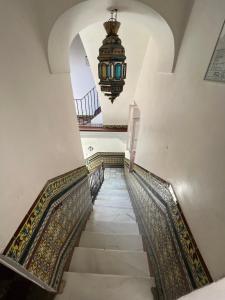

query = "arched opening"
[48,0,176,127]
[48,0,176,74]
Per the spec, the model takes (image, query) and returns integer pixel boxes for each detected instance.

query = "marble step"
[91,206,134,215]
[95,197,131,204]
[89,207,136,223]
[99,186,127,191]
[100,189,129,195]
[55,272,154,300]
[97,194,130,199]
[98,187,129,192]
[96,193,131,200]
[94,199,132,208]
[85,221,140,235]
[96,193,130,197]
[69,247,150,277]
[79,232,143,251]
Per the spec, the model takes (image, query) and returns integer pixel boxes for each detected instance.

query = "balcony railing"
[74,86,101,125]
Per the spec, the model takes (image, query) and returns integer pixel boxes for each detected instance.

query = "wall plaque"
[205,21,225,83]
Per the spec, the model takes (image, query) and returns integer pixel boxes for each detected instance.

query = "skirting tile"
[124,159,212,299]
[3,166,92,290]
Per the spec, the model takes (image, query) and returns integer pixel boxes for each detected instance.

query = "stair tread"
[85,221,140,234]
[69,247,150,277]
[89,207,136,223]
[91,206,135,214]
[95,197,131,202]
[79,231,144,251]
[55,272,154,300]
[94,202,132,208]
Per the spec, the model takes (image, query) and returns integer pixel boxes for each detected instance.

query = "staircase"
[56,168,155,300]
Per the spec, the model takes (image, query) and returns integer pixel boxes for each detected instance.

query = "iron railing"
[88,163,104,203]
[74,86,101,125]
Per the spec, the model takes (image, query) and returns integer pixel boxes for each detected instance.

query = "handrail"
[74,86,101,125]
[75,86,96,100]
[88,162,104,203]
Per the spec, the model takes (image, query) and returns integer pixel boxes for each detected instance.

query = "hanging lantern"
[98,9,127,104]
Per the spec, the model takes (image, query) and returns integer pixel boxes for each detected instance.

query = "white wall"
[80,132,127,159]
[0,0,84,252]
[134,0,225,280]
[70,34,95,99]
[179,278,225,300]
[91,113,103,125]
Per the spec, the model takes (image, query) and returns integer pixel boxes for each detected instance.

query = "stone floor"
[56,168,154,300]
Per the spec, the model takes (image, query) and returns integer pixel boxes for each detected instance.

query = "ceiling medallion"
[98,9,127,104]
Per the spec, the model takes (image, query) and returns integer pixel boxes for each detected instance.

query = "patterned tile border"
[3,166,91,290]
[124,159,212,299]
[85,152,125,172]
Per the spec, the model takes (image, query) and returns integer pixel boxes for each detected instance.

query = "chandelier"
[97,9,127,103]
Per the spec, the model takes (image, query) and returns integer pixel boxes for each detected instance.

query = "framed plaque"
[205,21,225,83]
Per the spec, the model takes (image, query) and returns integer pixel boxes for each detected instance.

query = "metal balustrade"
[88,162,104,203]
[74,86,101,125]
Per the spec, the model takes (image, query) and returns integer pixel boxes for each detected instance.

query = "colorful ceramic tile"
[3,166,91,290]
[124,159,212,299]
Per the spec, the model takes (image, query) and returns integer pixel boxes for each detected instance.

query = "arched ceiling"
[46,0,193,74]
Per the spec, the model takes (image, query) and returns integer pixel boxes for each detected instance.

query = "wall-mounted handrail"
[74,86,101,125]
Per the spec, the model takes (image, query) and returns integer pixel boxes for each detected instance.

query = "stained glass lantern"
[98,10,127,103]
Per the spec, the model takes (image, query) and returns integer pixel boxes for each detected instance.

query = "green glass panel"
[115,63,122,80]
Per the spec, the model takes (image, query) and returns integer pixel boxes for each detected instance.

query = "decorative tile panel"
[86,152,125,172]
[124,159,212,299]
[3,166,91,290]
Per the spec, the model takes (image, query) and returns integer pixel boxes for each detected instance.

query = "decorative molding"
[86,152,125,172]
[79,125,128,132]
[124,159,212,299]
[3,166,91,290]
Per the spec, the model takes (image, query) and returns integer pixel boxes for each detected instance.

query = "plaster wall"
[134,0,225,280]
[179,278,225,300]
[70,35,95,99]
[80,132,127,158]
[0,0,84,252]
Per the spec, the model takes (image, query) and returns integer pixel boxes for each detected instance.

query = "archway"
[48,0,176,74]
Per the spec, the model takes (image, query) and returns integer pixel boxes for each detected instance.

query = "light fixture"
[98,9,127,104]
